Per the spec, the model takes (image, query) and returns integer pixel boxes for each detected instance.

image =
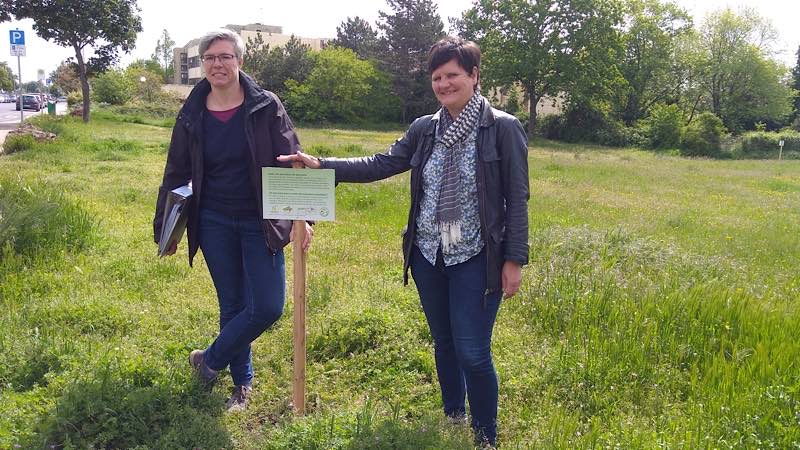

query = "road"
[0,100,68,130]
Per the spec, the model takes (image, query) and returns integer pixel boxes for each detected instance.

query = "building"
[172,23,329,85]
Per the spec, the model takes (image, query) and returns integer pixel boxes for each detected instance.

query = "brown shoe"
[226,384,251,412]
[189,350,218,386]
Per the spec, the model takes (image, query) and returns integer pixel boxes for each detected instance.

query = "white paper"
[262,167,335,221]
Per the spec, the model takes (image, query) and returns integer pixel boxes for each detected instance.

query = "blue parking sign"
[10,30,25,45]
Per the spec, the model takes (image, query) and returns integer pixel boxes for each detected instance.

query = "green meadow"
[0,114,798,449]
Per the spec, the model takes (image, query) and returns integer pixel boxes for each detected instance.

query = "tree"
[23,80,44,93]
[699,7,793,131]
[616,0,693,125]
[152,29,175,83]
[50,61,82,94]
[792,45,800,122]
[461,0,624,133]
[243,34,313,99]
[10,0,142,122]
[124,65,162,102]
[377,0,445,122]
[0,62,14,91]
[92,69,133,105]
[128,58,164,75]
[333,16,381,60]
[285,47,397,123]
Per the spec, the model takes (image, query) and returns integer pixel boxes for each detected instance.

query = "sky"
[1,0,799,84]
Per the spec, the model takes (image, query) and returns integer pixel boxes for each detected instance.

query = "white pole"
[17,54,22,123]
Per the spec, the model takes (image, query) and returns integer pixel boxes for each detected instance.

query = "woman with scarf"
[279,36,529,447]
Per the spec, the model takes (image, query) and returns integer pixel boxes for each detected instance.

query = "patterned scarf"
[436,91,483,252]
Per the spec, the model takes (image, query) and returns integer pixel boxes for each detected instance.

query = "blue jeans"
[410,246,502,445]
[198,208,285,387]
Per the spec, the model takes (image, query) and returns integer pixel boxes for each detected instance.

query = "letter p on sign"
[10,30,24,45]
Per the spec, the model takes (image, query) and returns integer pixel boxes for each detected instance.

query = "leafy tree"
[10,0,142,122]
[792,45,800,122]
[641,103,683,148]
[124,65,162,102]
[333,17,381,61]
[285,47,398,123]
[23,80,43,93]
[50,61,82,95]
[616,0,693,125]
[243,34,313,99]
[152,29,175,83]
[0,62,14,91]
[377,0,445,122]
[461,0,623,133]
[699,7,792,131]
[92,69,133,105]
[128,58,164,75]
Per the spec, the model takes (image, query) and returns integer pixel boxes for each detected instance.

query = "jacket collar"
[179,71,272,126]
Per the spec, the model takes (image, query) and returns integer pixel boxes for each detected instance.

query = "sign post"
[262,165,336,415]
[779,139,785,161]
[9,29,25,123]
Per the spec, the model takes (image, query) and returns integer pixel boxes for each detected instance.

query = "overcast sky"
[1,0,799,83]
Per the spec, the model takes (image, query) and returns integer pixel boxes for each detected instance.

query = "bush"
[66,90,83,109]
[642,104,683,149]
[736,130,800,159]
[2,134,36,154]
[92,70,134,105]
[680,112,726,157]
[537,105,634,147]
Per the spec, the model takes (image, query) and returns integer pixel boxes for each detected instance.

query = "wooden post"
[292,162,307,415]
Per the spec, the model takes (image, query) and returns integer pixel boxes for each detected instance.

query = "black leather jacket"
[321,99,529,292]
[153,72,301,265]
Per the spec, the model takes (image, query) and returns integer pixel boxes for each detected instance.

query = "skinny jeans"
[198,208,285,386]
[410,245,501,445]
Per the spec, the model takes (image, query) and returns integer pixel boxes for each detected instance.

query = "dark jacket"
[321,99,529,292]
[153,71,301,265]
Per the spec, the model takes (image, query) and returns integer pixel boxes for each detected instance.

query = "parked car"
[16,94,42,111]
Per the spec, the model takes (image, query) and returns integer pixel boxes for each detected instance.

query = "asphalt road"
[0,100,67,130]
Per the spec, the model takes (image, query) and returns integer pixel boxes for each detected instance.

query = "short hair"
[428,36,481,75]
[198,28,245,59]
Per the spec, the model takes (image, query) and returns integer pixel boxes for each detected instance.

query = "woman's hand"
[277,151,321,169]
[291,221,314,252]
[502,261,522,299]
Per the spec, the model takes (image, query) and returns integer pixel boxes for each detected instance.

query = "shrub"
[66,90,82,109]
[791,116,800,132]
[641,104,683,149]
[92,70,134,105]
[2,134,36,154]
[736,130,800,159]
[538,105,634,147]
[680,112,726,157]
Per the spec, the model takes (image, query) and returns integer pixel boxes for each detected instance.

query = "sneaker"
[189,349,218,386]
[225,384,251,412]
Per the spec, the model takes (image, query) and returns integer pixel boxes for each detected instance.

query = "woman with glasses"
[279,36,529,448]
[153,28,312,412]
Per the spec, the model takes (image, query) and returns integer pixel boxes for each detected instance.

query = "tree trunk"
[73,44,90,123]
[527,90,539,136]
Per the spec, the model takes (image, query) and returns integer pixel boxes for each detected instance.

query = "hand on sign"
[277,151,321,169]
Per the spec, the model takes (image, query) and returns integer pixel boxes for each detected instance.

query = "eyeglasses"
[200,54,237,64]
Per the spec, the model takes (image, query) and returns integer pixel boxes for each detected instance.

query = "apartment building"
[172,23,329,85]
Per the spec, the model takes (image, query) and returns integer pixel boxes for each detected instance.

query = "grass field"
[0,114,798,449]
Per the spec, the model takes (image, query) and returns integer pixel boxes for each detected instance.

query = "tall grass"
[0,114,797,448]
